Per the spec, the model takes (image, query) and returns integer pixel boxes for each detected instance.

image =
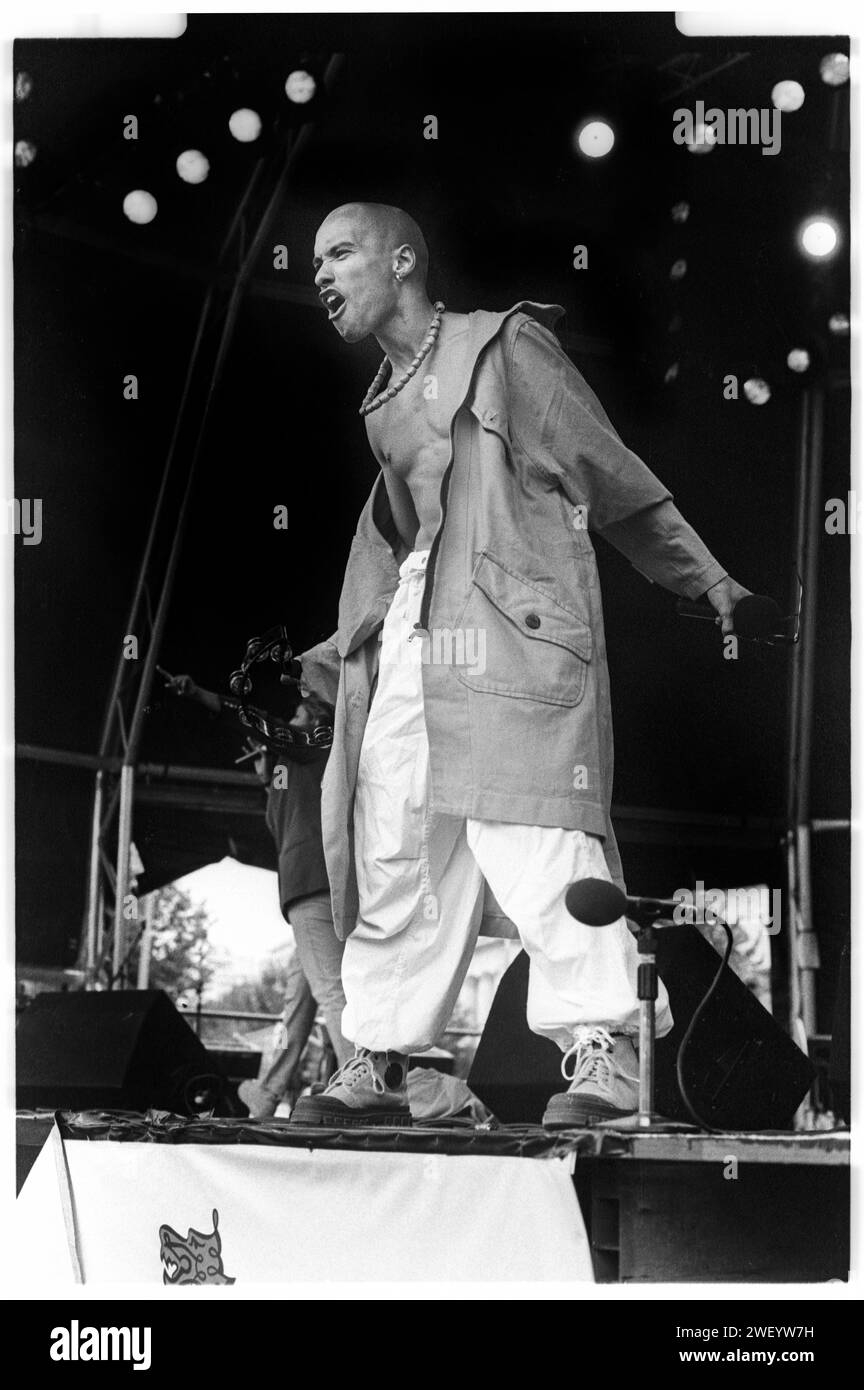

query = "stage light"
[798,216,839,260]
[687,122,717,155]
[15,71,33,102]
[14,140,37,168]
[229,108,262,143]
[787,349,810,373]
[670,201,690,224]
[123,189,158,225]
[744,377,771,405]
[664,363,680,384]
[575,121,615,159]
[176,149,210,184]
[771,80,805,112]
[828,312,850,335]
[819,53,849,86]
[669,258,687,281]
[285,69,316,104]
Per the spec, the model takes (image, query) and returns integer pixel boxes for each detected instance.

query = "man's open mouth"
[320,289,346,321]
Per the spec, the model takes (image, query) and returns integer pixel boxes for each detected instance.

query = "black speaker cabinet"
[16,989,227,1115]
[469,931,816,1129]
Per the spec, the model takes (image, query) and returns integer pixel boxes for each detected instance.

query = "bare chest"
[367,323,470,474]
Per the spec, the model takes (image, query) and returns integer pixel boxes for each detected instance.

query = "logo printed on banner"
[159,1207,235,1284]
[49,1321,151,1370]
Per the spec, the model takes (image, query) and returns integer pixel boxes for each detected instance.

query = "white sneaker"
[542,1026,639,1128]
[288,1048,411,1128]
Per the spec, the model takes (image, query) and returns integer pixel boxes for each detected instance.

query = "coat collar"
[466,301,564,356]
[358,302,564,555]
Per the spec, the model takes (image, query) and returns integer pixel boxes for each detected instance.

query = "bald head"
[320,203,429,285]
[315,203,429,289]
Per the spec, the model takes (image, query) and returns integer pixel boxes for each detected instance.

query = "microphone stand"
[599,906,697,1133]
[635,915,659,1128]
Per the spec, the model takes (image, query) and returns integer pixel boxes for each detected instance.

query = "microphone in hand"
[676,592,786,642]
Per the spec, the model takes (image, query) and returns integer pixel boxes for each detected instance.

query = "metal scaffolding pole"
[82,55,344,988]
[112,764,136,980]
[136,893,156,990]
[786,386,825,1038]
[84,769,104,978]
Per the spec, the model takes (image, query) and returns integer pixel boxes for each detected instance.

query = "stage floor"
[17,1111,849,1284]
[17,1107,852,1160]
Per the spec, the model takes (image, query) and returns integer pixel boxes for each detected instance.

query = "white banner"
[15,1127,593,1284]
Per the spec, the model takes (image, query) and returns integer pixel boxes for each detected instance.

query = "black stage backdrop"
[13,15,850,1030]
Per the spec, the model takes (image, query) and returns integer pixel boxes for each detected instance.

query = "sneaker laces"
[324,1050,386,1096]
[560,1026,638,1094]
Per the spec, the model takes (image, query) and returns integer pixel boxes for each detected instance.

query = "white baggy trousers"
[342,550,673,1054]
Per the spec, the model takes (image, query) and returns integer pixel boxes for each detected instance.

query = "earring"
[394,270,404,282]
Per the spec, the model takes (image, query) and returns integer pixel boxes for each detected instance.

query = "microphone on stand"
[676,592,789,642]
[564,878,683,927]
[563,876,734,1132]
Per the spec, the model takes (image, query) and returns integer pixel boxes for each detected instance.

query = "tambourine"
[227,625,333,756]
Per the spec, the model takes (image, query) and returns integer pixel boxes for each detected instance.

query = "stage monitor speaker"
[16,989,227,1115]
[469,930,816,1129]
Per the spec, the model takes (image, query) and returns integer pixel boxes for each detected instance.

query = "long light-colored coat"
[301,304,727,940]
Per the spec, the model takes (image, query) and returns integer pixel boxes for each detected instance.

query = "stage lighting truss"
[819,53,849,87]
[122,189,158,225]
[574,119,615,159]
[15,140,37,169]
[743,376,772,406]
[285,69,317,104]
[176,149,211,184]
[771,80,805,113]
[797,216,840,261]
[229,108,263,143]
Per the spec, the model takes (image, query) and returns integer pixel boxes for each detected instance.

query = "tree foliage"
[129,882,216,1006]
[208,960,286,1016]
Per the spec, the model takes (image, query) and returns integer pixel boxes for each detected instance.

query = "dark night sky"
[13,14,850,1002]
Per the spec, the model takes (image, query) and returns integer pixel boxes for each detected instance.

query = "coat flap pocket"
[472,552,593,661]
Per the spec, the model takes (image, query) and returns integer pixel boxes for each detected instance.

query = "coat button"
[525,612,541,629]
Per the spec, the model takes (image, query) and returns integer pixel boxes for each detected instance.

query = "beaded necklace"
[359,301,446,417]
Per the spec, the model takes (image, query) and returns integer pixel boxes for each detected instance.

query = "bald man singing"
[291,202,749,1129]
